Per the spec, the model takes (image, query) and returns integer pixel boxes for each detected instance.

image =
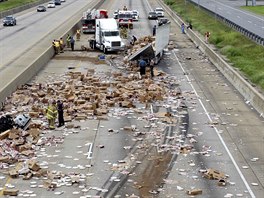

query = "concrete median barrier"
[0,0,105,108]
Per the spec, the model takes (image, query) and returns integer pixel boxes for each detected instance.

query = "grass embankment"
[164,0,264,89]
[0,0,37,12]
[241,5,264,15]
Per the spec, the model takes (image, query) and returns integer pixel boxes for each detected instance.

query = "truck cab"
[91,18,125,53]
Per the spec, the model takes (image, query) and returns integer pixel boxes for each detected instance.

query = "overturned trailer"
[128,22,170,63]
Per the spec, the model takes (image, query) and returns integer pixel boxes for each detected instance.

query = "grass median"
[165,0,264,89]
[0,0,37,12]
[241,5,264,15]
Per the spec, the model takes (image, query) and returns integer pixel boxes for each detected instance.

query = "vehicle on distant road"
[155,7,164,17]
[132,10,139,21]
[47,1,55,8]
[113,10,119,19]
[37,5,46,12]
[3,15,16,26]
[148,11,157,20]
[61,0,65,2]
[53,0,61,5]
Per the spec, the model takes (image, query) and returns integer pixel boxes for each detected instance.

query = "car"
[148,11,157,20]
[132,10,139,21]
[3,15,16,26]
[158,18,170,26]
[113,10,119,19]
[155,7,164,17]
[47,1,55,8]
[37,5,46,12]
[61,0,65,2]
[53,0,61,5]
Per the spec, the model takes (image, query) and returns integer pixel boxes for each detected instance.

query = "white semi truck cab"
[90,18,124,53]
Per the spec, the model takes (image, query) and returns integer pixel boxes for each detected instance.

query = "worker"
[46,100,57,130]
[130,35,137,45]
[57,100,64,127]
[70,36,75,51]
[66,34,71,48]
[120,27,124,38]
[76,29,81,41]
[53,40,60,54]
[139,58,147,78]
[149,59,155,78]
[152,25,156,36]
[123,27,128,39]
[59,38,64,53]
[52,40,57,54]
[123,6,127,11]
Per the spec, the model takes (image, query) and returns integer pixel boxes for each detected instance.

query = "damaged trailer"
[128,22,170,63]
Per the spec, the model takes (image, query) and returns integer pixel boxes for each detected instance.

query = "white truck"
[89,18,124,53]
[128,22,170,63]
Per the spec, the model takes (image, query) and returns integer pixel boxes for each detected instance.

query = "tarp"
[128,43,155,61]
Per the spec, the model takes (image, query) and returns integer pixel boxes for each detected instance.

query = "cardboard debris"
[0,129,10,140]
[187,189,202,195]
[204,168,226,180]
[9,169,19,178]
[27,160,40,171]
[3,189,19,196]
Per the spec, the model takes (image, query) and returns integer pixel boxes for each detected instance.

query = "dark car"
[3,15,16,26]
[158,18,170,26]
[53,0,61,5]
[148,11,157,20]
[37,5,46,12]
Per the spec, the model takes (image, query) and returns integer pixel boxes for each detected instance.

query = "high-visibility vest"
[60,39,63,45]
[46,105,57,119]
[55,41,60,48]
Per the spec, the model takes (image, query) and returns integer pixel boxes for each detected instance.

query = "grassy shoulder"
[0,0,37,12]
[165,0,264,89]
[241,5,264,15]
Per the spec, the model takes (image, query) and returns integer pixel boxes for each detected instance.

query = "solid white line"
[172,50,256,198]
[87,143,93,159]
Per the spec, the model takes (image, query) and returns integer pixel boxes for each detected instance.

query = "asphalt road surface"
[0,0,263,197]
[190,0,264,38]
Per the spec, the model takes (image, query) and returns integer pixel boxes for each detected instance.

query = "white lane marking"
[172,50,256,198]
[145,0,153,12]
[87,143,93,159]
[248,21,252,23]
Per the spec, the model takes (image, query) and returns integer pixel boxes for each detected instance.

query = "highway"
[190,0,264,38]
[0,0,263,197]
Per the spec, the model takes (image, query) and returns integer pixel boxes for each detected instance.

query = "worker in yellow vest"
[46,100,57,129]
[59,38,64,53]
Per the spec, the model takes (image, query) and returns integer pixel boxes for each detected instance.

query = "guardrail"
[158,0,264,116]
[189,1,264,46]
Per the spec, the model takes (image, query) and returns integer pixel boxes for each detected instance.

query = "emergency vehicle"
[117,10,133,29]
[81,9,108,33]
